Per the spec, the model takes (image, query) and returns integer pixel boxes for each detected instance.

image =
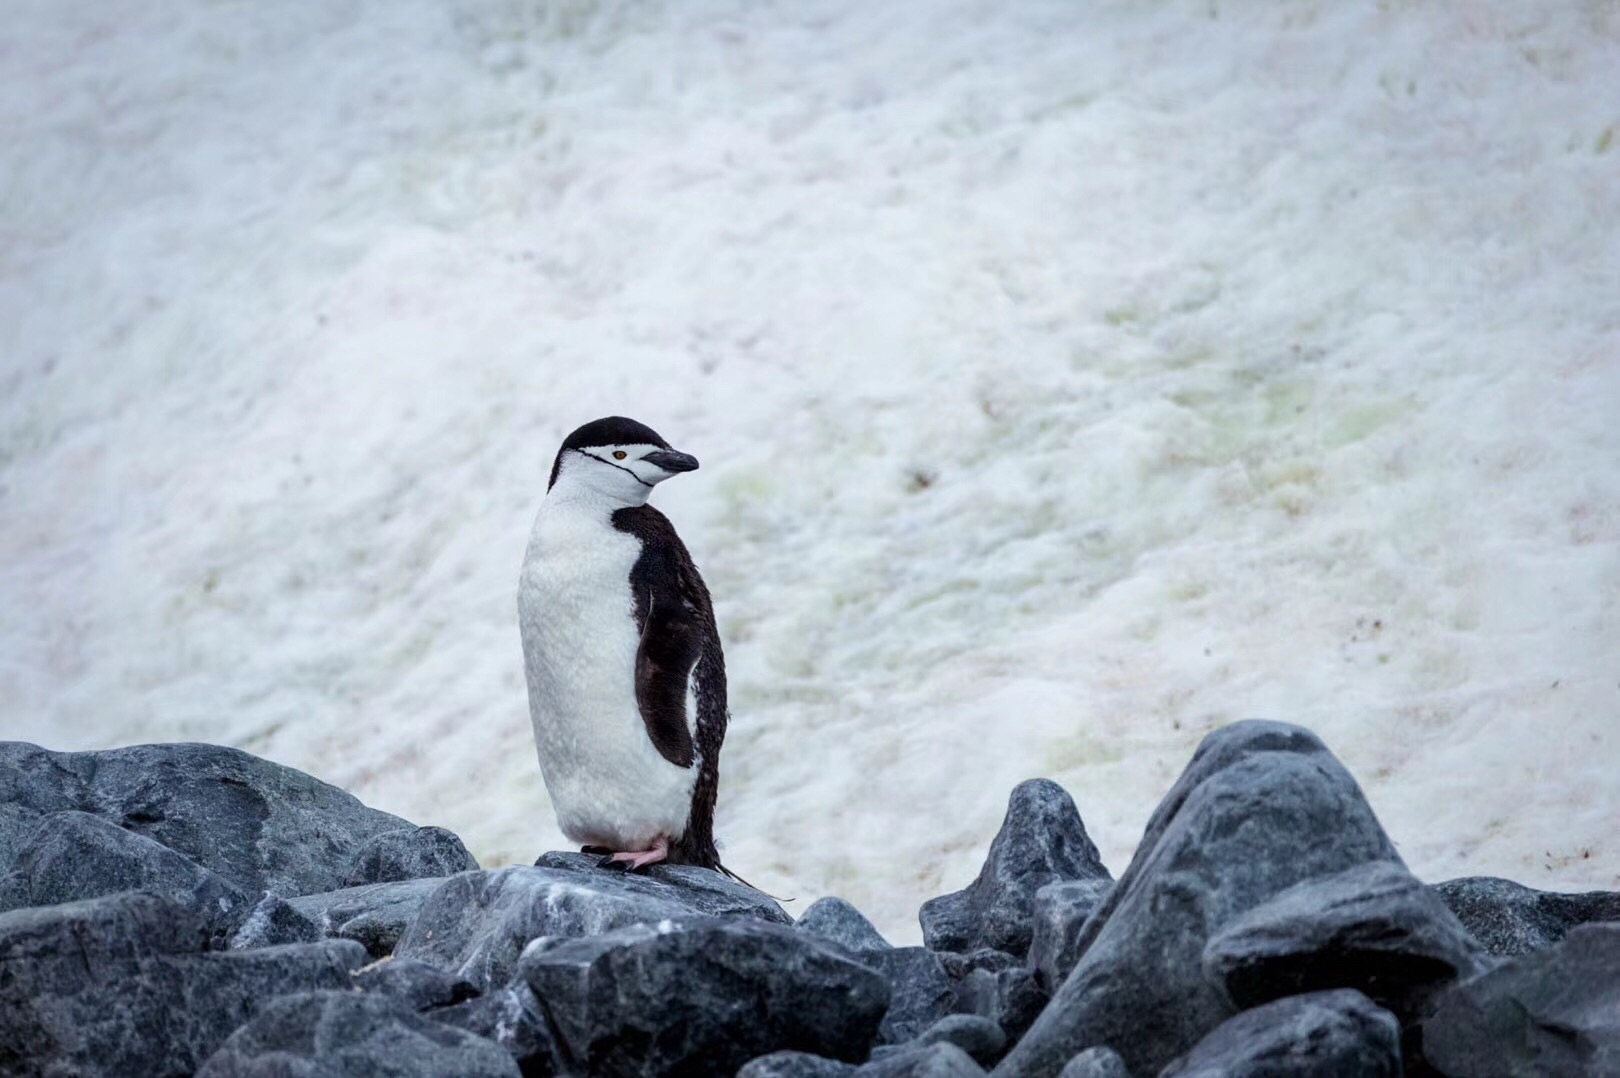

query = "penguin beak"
[642,449,700,474]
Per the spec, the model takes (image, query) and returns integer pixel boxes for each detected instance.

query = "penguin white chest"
[518,505,697,851]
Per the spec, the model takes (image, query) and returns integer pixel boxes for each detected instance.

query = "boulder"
[955,965,1048,1043]
[994,721,1401,1077]
[0,741,412,897]
[342,826,479,886]
[738,1053,857,1077]
[921,780,1109,959]
[0,810,249,946]
[798,896,893,953]
[430,981,561,1077]
[870,1015,1006,1067]
[1423,922,1620,1077]
[856,1042,985,1076]
[1027,879,1111,993]
[1433,875,1620,957]
[1056,1046,1127,1078]
[195,989,519,1077]
[352,955,479,1011]
[396,858,788,990]
[1204,859,1487,1024]
[229,893,323,949]
[1160,989,1401,1077]
[867,947,958,1044]
[519,917,888,1075]
[0,891,366,1077]
[938,948,1021,980]
[288,877,445,958]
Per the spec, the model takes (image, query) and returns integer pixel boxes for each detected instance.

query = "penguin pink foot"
[598,835,670,872]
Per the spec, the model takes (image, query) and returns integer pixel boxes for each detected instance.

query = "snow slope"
[2,0,1616,941]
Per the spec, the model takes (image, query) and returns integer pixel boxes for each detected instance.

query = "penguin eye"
[612,450,627,460]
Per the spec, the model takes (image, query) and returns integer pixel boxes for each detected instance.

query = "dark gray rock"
[0,810,251,947]
[0,891,367,1077]
[1423,922,1620,1077]
[342,826,479,886]
[1205,859,1487,1025]
[920,780,1109,959]
[432,981,561,1077]
[1028,878,1111,992]
[799,896,893,953]
[1056,1046,1127,1078]
[519,917,887,1075]
[195,989,519,1077]
[352,955,478,1011]
[738,1052,857,1077]
[938,948,1021,980]
[0,741,412,897]
[871,1015,1005,1067]
[1160,989,1401,1077]
[397,859,788,990]
[856,1042,986,1076]
[229,893,323,949]
[994,721,1402,1078]
[288,877,444,958]
[1433,874,1620,957]
[956,966,1048,1044]
[868,946,958,1044]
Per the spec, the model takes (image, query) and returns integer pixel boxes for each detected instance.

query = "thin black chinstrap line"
[578,449,655,488]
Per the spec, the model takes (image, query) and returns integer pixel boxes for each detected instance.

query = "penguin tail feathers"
[714,860,788,902]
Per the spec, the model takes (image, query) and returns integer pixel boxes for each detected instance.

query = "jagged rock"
[396,858,788,990]
[1056,1046,1127,1078]
[738,1053,857,1077]
[342,826,479,886]
[1423,922,1620,1076]
[937,948,1021,980]
[0,741,413,898]
[867,947,958,1044]
[0,891,367,1077]
[856,1042,986,1076]
[229,893,323,949]
[1160,989,1401,1077]
[921,780,1109,959]
[1204,859,1487,1026]
[956,965,1048,1043]
[799,896,893,953]
[0,810,250,946]
[870,1015,1006,1067]
[519,917,887,1075]
[195,989,519,1077]
[1028,879,1111,992]
[1433,875,1620,957]
[352,955,478,1011]
[288,877,445,958]
[431,981,560,1077]
[994,721,1401,1077]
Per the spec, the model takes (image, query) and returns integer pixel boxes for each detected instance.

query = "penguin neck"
[544,468,653,522]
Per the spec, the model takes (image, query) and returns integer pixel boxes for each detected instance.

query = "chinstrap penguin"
[518,416,733,873]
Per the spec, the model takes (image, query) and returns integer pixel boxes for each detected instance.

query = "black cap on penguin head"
[548,415,678,490]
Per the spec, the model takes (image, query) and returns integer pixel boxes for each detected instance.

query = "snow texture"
[2,0,1617,943]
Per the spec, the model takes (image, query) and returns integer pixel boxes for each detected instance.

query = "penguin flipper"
[633,593,700,769]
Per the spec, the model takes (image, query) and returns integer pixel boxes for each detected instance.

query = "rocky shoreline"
[1,722,1615,1076]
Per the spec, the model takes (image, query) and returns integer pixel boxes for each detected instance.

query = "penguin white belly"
[518,508,698,852]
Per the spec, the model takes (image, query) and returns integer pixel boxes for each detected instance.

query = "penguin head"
[547,416,700,504]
